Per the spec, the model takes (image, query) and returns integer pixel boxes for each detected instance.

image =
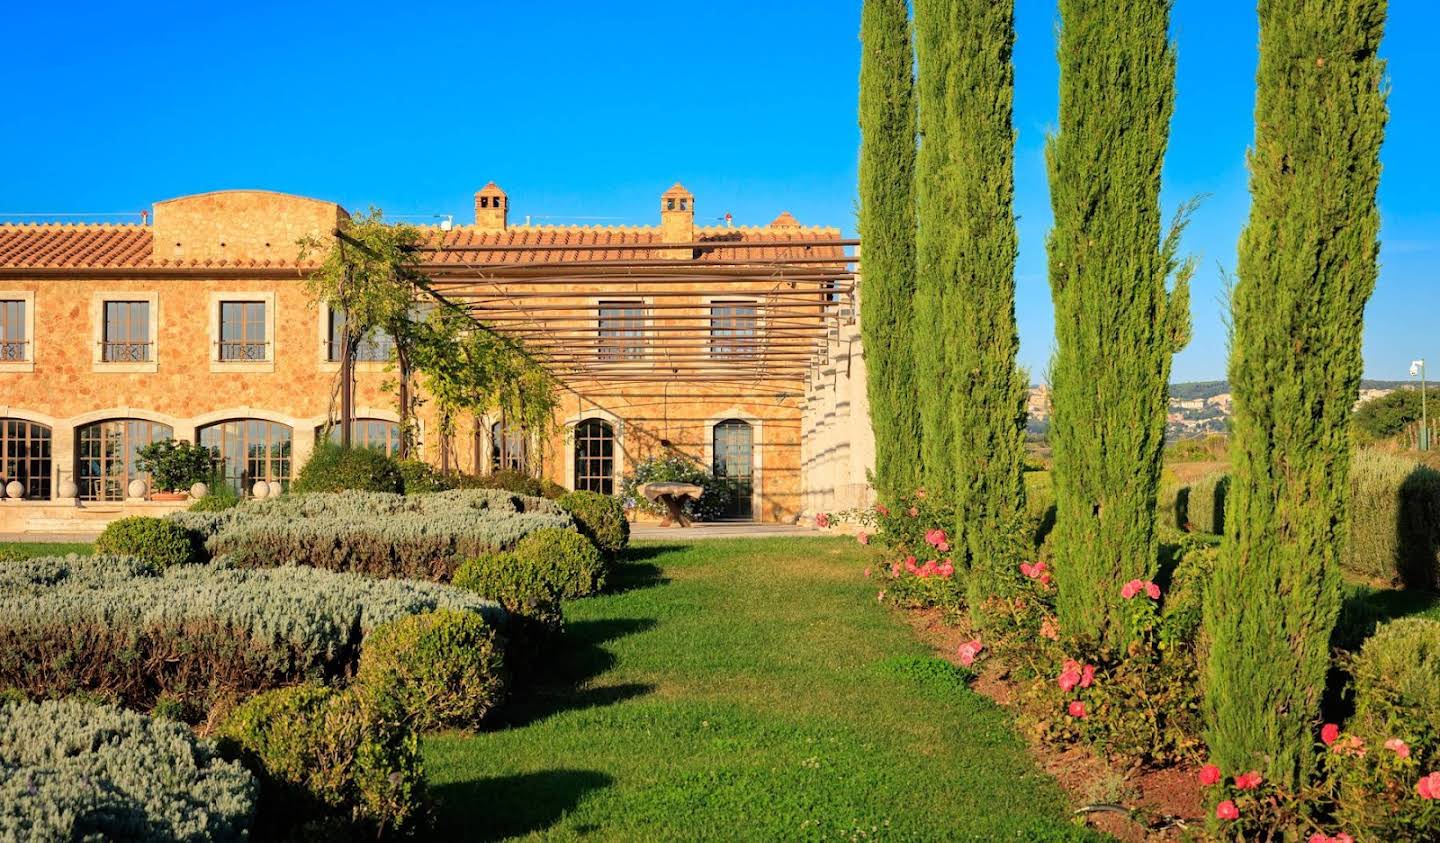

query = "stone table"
[636,481,704,528]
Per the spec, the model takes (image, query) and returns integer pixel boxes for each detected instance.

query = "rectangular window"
[219,301,268,361]
[710,300,758,358]
[327,307,394,362]
[0,300,25,361]
[597,300,647,361]
[102,301,151,362]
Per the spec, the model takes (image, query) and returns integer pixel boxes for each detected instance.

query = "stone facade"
[0,186,852,531]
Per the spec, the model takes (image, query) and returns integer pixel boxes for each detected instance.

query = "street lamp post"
[1412,359,1429,451]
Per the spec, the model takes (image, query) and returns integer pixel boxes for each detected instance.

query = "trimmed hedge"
[292,443,404,495]
[96,516,200,568]
[357,608,507,729]
[1177,452,1440,587]
[513,527,608,598]
[1332,618,1440,840]
[453,551,564,642]
[472,469,565,499]
[0,555,502,714]
[559,490,629,557]
[218,683,423,838]
[0,699,256,842]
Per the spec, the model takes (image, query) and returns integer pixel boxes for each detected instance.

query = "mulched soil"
[902,607,1207,841]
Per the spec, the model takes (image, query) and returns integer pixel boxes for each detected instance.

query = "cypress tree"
[858,0,921,502]
[1204,0,1387,790]
[912,0,954,504]
[912,0,1028,593]
[1046,0,1192,650]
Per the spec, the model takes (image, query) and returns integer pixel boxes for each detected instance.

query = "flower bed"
[0,554,502,715]
[0,699,256,842]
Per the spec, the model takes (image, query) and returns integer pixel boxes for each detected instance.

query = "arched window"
[199,419,292,495]
[712,419,754,519]
[322,418,402,455]
[76,419,172,501]
[491,420,528,474]
[573,419,615,495]
[1,418,52,499]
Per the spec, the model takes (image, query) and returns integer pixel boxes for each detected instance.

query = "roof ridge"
[0,221,147,230]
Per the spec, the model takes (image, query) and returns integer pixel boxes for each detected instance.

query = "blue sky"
[3,1,1434,382]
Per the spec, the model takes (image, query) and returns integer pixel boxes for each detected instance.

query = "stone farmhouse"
[0,186,872,532]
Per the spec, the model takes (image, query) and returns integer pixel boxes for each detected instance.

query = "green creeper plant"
[858,0,921,502]
[913,0,1029,601]
[1045,0,1192,651]
[1203,0,1387,791]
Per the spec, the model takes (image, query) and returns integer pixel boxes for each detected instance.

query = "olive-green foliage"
[559,490,629,557]
[357,609,507,730]
[135,438,215,493]
[1352,386,1440,442]
[189,483,241,512]
[1046,0,1192,652]
[474,469,563,499]
[913,0,1028,606]
[0,554,501,713]
[1332,619,1440,839]
[513,527,608,598]
[395,458,449,494]
[453,551,564,643]
[0,699,256,843]
[859,0,921,501]
[1346,450,1440,588]
[1204,0,1387,789]
[292,442,404,495]
[218,683,424,838]
[96,516,200,567]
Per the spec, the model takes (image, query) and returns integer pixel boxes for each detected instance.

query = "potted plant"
[136,439,214,501]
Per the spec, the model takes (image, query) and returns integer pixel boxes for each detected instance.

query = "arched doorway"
[199,419,293,495]
[1,418,52,499]
[75,418,173,501]
[573,419,615,495]
[712,419,754,519]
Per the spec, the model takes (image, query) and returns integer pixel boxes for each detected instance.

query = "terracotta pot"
[152,491,188,502]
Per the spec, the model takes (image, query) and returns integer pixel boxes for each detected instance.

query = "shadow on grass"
[605,561,669,595]
[1333,584,1440,651]
[430,769,614,841]
[491,617,658,730]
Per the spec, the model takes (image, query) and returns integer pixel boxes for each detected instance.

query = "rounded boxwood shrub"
[1,699,256,842]
[559,490,629,557]
[512,527,607,597]
[292,443,404,495]
[96,516,200,567]
[1329,618,1440,840]
[356,608,506,730]
[395,458,452,495]
[217,682,423,838]
[453,551,563,641]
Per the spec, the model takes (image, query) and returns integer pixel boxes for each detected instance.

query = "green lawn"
[0,542,93,559]
[424,538,1100,841]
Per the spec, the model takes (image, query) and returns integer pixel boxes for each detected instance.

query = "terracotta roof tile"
[0,223,152,268]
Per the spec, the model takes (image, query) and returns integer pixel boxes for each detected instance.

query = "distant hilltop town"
[1026,380,1410,440]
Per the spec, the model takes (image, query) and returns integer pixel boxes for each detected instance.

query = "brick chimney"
[659,183,694,258]
[474,182,508,232]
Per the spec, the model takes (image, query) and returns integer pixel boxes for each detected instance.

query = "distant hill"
[1168,380,1414,400]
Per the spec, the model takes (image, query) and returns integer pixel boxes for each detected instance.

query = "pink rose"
[1144,581,1161,600]
[1335,834,1354,843]
[1321,723,1340,746]
[907,506,919,517]
[1039,571,1053,586]
[915,488,927,500]
[1215,800,1239,821]
[1020,562,1036,578]
[1199,764,1221,786]
[924,528,947,548]
[1039,617,1060,640]
[890,562,902,577]
[1067,700,1087,718]
[957,639,983,667]
[1384,738,1410,759]
[815,513,831,528]
[875,504,890,516]
[1079,663,1095,689]
[1417,771,1440,800]
[857,531,870,546]
[863,567,872,579]
[1234,770,1263,790]
[1058,660,1082,693]
[937,561,954,579]
[1121,579,1144,599]
[904,556,919,574]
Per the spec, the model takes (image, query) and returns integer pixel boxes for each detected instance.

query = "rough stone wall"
[151,190,344,264]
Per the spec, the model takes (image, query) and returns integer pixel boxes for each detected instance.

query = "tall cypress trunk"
[914,0,1028,599]
[1203,0,1387,790]
[1046,0,1191,650]
[858,0,921,502]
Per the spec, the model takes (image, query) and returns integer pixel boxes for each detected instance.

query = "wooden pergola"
[409,237,860,398]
